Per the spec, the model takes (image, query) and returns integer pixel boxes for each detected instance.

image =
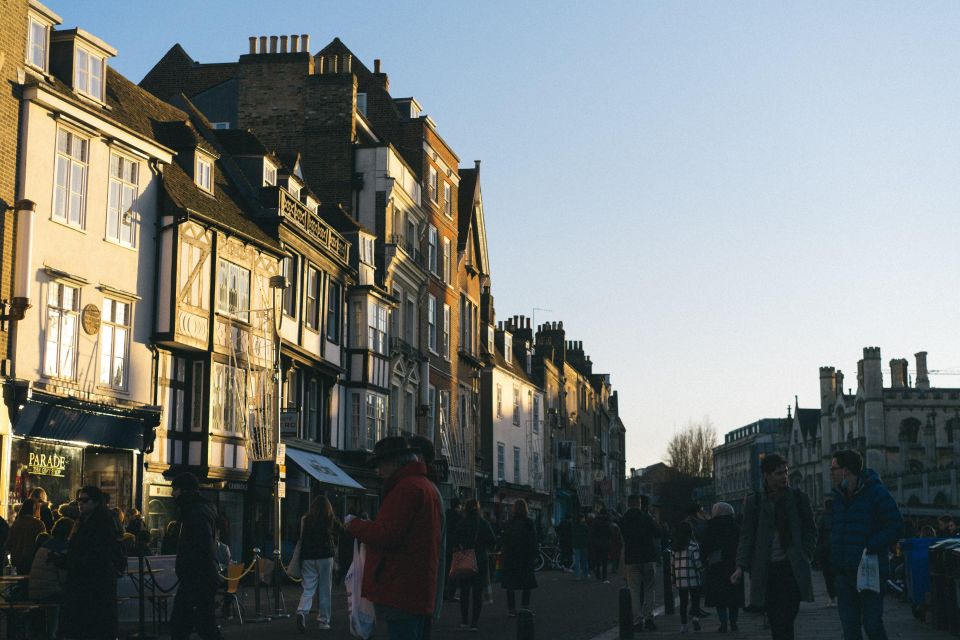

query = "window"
[216,259,250,322]
[428,225,438,274]
[280,256,297,317]
[428,385,436,440]
[497,442,505,482]
[460,296,477,355]
[351,301,363,348]
[99,298,130,390]
[505,339,512,363]
[405,391,416,434]
[304,266,320,330]
[496,384,502,418]
[405,219,417,255]
[442,237,451,283]
[513,386,521,426]
[106,153,139,247]
[326,281,341,342]
[195,154,213,192]
[306,379,320,441]
[389,386,399,436]
[366,395,385,448]
[390,287,401,341]
[211,122,230,130]
[263,162,277,186]
[514,446,521,483]
[428,165,438,203]
[53,128,88,227]
[212,362,246,434]
[533,453,541,488]
[44,283,79,378]
[533,396,540,434]
[74,47,104,100]
[404,296,416,344]
[368,302,388,354]
[27,17,48,70]
[356,92,368,116]
[442,304,450,359]
[444,183,452,217]
[427,295,437,352]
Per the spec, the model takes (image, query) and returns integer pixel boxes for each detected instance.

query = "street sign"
[277,481,286,498]
[278,464,286,480]
[280,410,299,438]
[276,441,286,463]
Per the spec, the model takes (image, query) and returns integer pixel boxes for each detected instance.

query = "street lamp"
[268,274,288,618]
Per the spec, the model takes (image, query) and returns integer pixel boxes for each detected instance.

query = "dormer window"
[505,339,513,364]
[263,161,277,187]
[27,17,49,70]
[356,92,368,116]
[74,46,104,100]
[359,236,375,265]
[195,153,213,193]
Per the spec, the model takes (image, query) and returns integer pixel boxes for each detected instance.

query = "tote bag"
[287,540,302,579]
[346,540,375,639]
[449,521,480,580]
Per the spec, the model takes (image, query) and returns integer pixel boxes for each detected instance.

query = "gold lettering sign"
[27,451,68,478]
[81,304,101,335]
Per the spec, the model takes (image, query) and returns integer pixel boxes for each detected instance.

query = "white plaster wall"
[490,366,543,488]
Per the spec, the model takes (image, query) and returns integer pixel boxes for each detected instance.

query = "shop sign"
[27,451,69,478]
[150,485,174,497]
[81,304,101,335]
[277,481,286,498]
[280,410,299,438]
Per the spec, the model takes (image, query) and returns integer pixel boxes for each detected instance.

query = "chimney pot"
[290,34,299,52]
[301,34,310,52]
[259,36,267,54]
[248,36,257,54]
[269,35,278,53]
[279,35,288,53]
[374,58,381,73]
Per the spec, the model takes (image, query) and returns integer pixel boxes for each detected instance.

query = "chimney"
[269,35,278,53]
[836,370,844,394]
[280,35,288,53]
[259,36,267,54]
[890,359,905,389]
[916,351,930,389]
[863,347,882,399]
[301,34,309,52]
[290,34,299,52]
[819,367,837,415]
[248,36,257,54]
[374,59,381,73]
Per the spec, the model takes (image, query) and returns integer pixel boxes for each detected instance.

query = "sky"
[54,1,960,471]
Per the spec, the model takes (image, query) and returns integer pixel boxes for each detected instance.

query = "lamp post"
[268,274,288,618]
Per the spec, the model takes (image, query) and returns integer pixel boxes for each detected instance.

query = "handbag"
[288,540,302,579]
[449,520,480,580]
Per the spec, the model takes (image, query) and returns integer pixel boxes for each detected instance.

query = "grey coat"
[736,488,816,607]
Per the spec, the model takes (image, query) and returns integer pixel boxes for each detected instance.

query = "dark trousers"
[765,561,801,640]
[443,549,457,599]
[823,564,837,600]
[678,587,702,624]
[717,606,739,625]
[459,574,484,626]
[593,549,608,581]
[836,574,887,640]
[170,581,223,640]
[506,588,531,611]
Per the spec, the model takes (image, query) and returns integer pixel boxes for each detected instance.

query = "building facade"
[713,418,784,512]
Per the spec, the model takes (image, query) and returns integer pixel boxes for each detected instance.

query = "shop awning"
[286,447,363,490]
[12,394,159,452]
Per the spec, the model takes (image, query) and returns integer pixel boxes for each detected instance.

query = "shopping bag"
[346,540,375,639]
[287,540,302,579]
[856,550,880,593]
[448,548,478,580]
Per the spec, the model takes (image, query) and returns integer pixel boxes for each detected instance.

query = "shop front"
[6,388,159,521]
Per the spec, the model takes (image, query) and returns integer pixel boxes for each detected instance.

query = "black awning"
[12,393,160,452]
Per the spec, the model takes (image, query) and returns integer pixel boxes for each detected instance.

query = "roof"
[457,167,477,251]
[214,128,272,157]
[484,334,537,387]
[796,408,820,440]
[140,44,240,101]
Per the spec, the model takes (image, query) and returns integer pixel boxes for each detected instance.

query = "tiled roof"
[214,128,271,157]
[140,44,240,101]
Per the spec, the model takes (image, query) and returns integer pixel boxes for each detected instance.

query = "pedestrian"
[500,499,538,616]
[161,519,180,555]
[733,453,816,640]
[829,449,904,640]
[345,436,442,640]
[29,487,55,531]
[589,507,613,583]
[453,498,496,631]
[571,514,590,580]
[408,434,447,640]
[61,486,126,640]
[620,494,662,631]
[700,502,743,633]
[608,519,622,575]
[169,472,223,640]
[556,514,573,570]
[29,516,72,639]
[295,495,343,632]
[125,507,145,536]
[816,498,837,607]
[444,498,464,601]
[3,498,46,574]
[673,520,704,633]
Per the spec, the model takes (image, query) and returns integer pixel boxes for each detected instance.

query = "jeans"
[765,561,800,640]
[459,573,484,626]
[573,548,590,579]
[836,574,887,640]
[386,614,426,640]
[506,588,530,611]
[297,558,334,621]
[678,587,702,624]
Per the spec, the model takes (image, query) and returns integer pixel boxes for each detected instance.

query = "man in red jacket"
[346,436,442,640]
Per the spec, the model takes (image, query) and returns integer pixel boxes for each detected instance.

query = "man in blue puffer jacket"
[829,449,903,640]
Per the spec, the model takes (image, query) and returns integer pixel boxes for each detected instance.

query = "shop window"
[10,440,83,519]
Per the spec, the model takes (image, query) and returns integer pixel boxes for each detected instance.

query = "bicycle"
[534,544,574,572]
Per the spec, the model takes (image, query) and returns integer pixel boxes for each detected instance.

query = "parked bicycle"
[534,544,574,572]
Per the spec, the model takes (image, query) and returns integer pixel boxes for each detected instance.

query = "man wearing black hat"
[346,436,442,640]
[169,472,223,640]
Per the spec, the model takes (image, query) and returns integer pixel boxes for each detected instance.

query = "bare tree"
[665,418,717,478]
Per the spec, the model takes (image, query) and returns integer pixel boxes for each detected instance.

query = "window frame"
[442,303,450,360]
[26,16,49,71]
[304,265,321,331]
[195,153,214,193]
[263,161,277,187]
[52,127,89,228]
[215,259,251,323]
[326,280,341,343]
[43,282,80,380]
[106,152,140,248]
[442,236,451,283]
[444,182,452,217]
[514,446,521,483]
[428,165,438,203]
[427,294,437,353]
[497,442,505,482]
[428,225,438,275]
[99,297,132,392]
[74,45,104,101]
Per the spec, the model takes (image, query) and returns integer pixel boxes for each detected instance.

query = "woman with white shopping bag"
[295,496,344,632]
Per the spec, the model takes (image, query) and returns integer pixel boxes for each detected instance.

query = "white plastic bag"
[346,540,376,639]
[856,550,880,593]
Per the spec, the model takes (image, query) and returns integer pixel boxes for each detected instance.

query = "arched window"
[908,459,924,473]
[899,418,922,444]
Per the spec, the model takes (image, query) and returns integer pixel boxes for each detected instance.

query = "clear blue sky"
[56,1,960,470]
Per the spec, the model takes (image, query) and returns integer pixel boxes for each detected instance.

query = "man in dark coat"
[589,507,613,582]
[169,472,223,640]
[829,449,903,640]
[500,500,538,615]
[444,497,463,600]
[620,494,662,630]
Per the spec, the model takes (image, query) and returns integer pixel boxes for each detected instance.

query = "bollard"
[662,550,674,615]
[248,548,271,623]
[618,587,634,639]
[272,549,290,618]
[517,609,535,640]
